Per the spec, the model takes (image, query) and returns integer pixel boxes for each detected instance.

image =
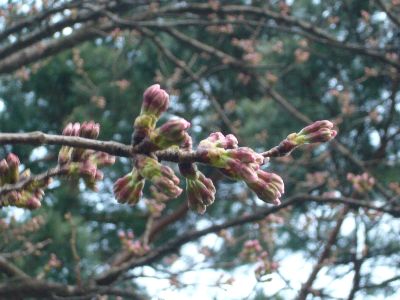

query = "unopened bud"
[186,172,216,214]
[132,114,158,145]
[113,170,145,205]
[199,132,239,149]
[80,121,100,139]
[265,120,337,157]
[149,118,191,150]
[135,155,182,199]
[62,123,73,136]
[141,84,170,117]
[6,153,20,169]
[347,172,375,194]
[246,170,284,205]
[293,120,337,144]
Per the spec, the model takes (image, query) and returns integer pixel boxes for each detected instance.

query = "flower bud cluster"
[178,134,216,214]
[112,84,337,214]
[185,170,216,214]
[118,230,150,256]
[132,85,191,151]
[266,120,337,157]
[132,84,170,146]
[117,85,192,207]
[347,172,375,194]
[135,154,182,198]
[0,153,49,209]
[113,169,145,205]
[198,132,284,205]
[58,121,115,191]
[146,118,191,151]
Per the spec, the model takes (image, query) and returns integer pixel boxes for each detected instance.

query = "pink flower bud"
[246,170,284,205]
[225,134,239,149]
[141,84,170,117]
[80,121,100,139]
[149,118,191,150]
[227,147,264,164]
[225,159,259,183]
[347,172,375,194]
[6,153,20,183]
[132,114,158,145]
[295,120,337,144]
[181,133,193,150]
[186,172,216,214]
[298,120,334,135]
[71,122,81,136]
[93,152,116,166]
[135,155,182,199]
[58,146,72,165]
[79,161,97,179]
[113,170,145,205]
[26,194,42,210]
[62,123,74,136]
[199,132,239,149]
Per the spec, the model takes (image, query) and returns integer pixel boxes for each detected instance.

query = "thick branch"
[0,256,30,279]
[0,278,146,299]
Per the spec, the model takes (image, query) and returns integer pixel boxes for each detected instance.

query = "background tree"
[0,0,399,299]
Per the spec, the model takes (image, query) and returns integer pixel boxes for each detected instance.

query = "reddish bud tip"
[142,84,170,117]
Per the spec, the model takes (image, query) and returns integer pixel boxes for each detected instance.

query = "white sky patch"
[29,146,48,161]
[369,130,381,148]
[0,98,4,112]
[62,27,73,36]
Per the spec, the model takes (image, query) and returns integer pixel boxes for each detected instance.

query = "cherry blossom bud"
[199,132,238,149]
[59,123,80,163]
[225,134,239,149]
[79,121,100,139]
[141,84,170,117]
[246,170,284,205]
[224,159,259,183]
[298,120,334,135]
[181,132,193,150]
[62,123,74,136]
[6,153,20,183]
[93,152,116,166]
[265,120,337,157]
[293,120,337,144]
[244,240,262,252]
[186,172,216,214]
[58,147,72,165]
[135,155,182,199]
[0,159,9,185]
[71,122,81,136]
[347,172,375,194]
[227,147,264,164]
[113,169,145,205]
[132,113,158,145]
[149,118,191,150]
[14,190,44,209]
[79,161,98,179]
[25,191,42,210]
